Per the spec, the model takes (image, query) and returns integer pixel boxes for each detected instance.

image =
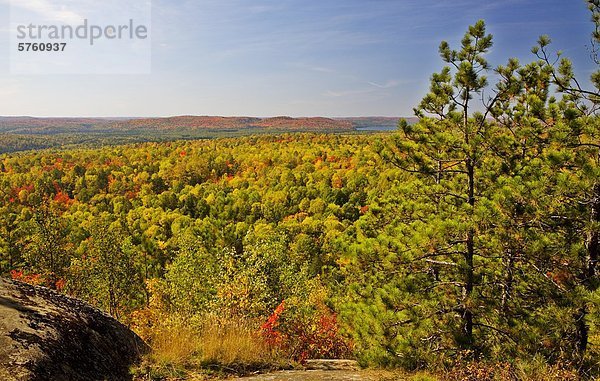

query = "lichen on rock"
[0,278,149,381]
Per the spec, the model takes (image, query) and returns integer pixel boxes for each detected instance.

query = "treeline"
[0,133,168,154]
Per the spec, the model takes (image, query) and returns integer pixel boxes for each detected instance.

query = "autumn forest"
[1,8,600,381]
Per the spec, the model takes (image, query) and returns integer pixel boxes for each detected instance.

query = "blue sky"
[0,0,595,117]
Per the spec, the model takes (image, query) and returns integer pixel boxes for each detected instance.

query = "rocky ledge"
[0,278,148,381]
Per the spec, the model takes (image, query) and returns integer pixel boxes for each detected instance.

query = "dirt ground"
[228,369,416,381]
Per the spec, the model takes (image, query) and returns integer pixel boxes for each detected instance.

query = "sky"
[0,0,596,117]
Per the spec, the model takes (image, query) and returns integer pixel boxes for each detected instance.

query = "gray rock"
[0,278,149,381]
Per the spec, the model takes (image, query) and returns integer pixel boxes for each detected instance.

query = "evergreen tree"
[529,2,600,364]
[379,20,503,356]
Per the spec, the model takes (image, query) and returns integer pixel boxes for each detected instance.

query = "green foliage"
[22,204,73,288]
[341,18,600,376]
[69,215,144,318]
[161,224,326,322]
[162,231,221,316]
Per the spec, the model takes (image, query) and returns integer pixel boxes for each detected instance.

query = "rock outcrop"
[0,278,148,381]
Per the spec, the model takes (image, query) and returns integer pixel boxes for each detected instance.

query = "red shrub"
[10,269,65,290]
[261,300,285,346]
[261,301,353,362]
[10,269,44,286]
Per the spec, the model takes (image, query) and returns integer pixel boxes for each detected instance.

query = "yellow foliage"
[197,316,272,366]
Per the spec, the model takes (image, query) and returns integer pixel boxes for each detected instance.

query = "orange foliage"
[11,269,66,291]
[55,278,66,291]
[261,300,285,346]
[10,270,44,286]
[261,301,353,362]
[54,191,73,205]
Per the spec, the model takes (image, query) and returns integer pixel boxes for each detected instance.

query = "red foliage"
[287,311,353,362]
[54,191,73,205]
[10,269,66,291]
[10,184,34,203]
[9,269,22,279]
[125,190,139,200]
[10,270,44,286]
[55,278,66,291]
[261,300,285,346]
[14,184,34,193]
[261,301,353,362]
[52,181,62,194]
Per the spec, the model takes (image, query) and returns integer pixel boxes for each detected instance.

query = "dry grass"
[512,358,580,381]
[360,370,438,380]
[149,323,201,367]
[134,315,285,380]
[198,317,273,367]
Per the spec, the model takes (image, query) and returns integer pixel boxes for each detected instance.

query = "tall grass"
[149,324,200,367]
[197,317,273,367]
[138,314,284,378]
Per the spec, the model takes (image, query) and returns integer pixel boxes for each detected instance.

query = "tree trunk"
[585,182,599,290]
[501,249,514,317]
[574,306,589,355]
[462,158,475,349]
[576,182,600,357]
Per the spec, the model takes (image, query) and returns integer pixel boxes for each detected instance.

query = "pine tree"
[529,2,600,363]
[380,20,504,355]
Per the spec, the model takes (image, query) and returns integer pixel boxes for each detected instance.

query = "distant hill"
[337,117,418,130]
[0,116,410,153]
[108,116,261,132]
[255,116,353,131]
[0,117,118,134]
[0,115,357,134]
[108,115,354,132]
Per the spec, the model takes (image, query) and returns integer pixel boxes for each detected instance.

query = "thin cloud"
[310,66,335,73]
[291,62,336,74]
[326,78,406,98]
[11,0,82,24]
[325,88,375,98]
[367,80,401,89]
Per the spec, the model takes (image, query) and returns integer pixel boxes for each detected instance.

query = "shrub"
[261,300,354,362]
[439,357,580,381]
